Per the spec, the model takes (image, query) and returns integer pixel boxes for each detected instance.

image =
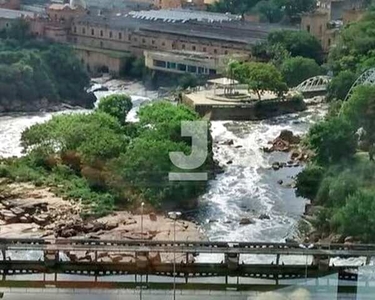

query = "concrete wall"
[71,21,250,58]
[74,48,124,74]
[183,98,307,121]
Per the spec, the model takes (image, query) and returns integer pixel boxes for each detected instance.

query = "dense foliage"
[327,10,375,101]
[296,84,375,241]
[267,30,323,63]
[97,94,133,125]
[209,0,316,23]
[0,20,90,111]
[280,56,323,87]
[1,98,213,214]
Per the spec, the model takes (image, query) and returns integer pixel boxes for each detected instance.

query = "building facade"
[301,0,365,52]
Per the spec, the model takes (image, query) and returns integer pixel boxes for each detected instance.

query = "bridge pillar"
[312,255,329,271]
[225,253,239,270]
[136,251,149,269]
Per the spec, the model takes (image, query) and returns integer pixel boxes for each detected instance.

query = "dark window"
[182,44,185,50]
[109,31,113,38]
[73,26,77,33]
[119,32,122,39]
[152,40,155,45]
[198,67,205,74]
[178,64,187,71]
[209,69,216,75]
[153,60,166,68]
[328,38,331,46]
[100,30,103,37]
[213,49,217,54]
[142,38,146,44]
[162,42,165,46]
[167,62,176,69]
[128,35,131,41]
[225,50,228,55]
[188,65,197,73]
[82,27,86,34]
[91,28,94,35]
[134,37,138,42]
[203,47,206,52]
[306,25,311,32]
[192,45,196,51]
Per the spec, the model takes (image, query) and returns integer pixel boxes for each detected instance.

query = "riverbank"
[0,180,202,262]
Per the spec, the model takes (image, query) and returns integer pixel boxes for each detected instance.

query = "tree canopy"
[0,20,90,111]
[97,94,133,125]
[328,10,375,74]
[6,99,214,212]
[230,61,288,99]
[280,56,323,87]
[209,0,316,23]
[267,30,323,63]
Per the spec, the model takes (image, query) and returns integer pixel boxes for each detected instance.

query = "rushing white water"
[0,80,327,263]
[196,106,327,263]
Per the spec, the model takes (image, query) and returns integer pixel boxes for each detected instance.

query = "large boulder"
[278,130,301,145]
[239,218,254,225]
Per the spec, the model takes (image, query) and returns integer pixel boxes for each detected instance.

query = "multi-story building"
[301,0,365,52]
[68,8,291,74]
[0,0,294,75]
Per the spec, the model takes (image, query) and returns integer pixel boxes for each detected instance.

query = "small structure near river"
[182,77,307,120]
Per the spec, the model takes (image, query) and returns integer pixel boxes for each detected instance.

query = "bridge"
[0,238,374,295]
[294,75,331,97]
[345,68,375,101]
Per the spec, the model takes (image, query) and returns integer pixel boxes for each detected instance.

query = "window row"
[153,60,216,75]
[74,26,126,40]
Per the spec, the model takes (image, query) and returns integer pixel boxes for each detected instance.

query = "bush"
[333,189,375,242]
[97,94,133,125]
[295,164,325,200]
[327,70,357,101]
[281,56,323,87]
[306,117,357,164]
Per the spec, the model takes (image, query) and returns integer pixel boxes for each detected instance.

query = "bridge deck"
[0,239,372,291]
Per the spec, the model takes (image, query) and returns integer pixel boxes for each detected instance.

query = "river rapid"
[0,81,327,254]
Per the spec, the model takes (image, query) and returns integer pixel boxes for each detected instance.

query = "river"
[0,80,327,256]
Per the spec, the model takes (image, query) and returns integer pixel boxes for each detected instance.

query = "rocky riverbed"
[0,180,202,262]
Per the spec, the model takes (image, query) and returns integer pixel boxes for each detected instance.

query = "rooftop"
[0,8,35,19]
[128,9,241,22]
[75,9,295,45]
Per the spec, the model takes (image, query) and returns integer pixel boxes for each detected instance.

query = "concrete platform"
[182,89,306,121]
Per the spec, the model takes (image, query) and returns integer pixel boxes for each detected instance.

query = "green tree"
[327,70,357,101]
[279,0,317,22]
[97,94,133,125]
[328,10,375,73]
[231,61,288,99]
[306,117,357,164]
[268,30,323,63]
[295,164,325,200]
[333,189,375,242]
[137,101,200,142]
[21,112,128,164]
[252,42,291,66]
[252,0,283,23]
[341,85,375,142]
[208,0,260,16]
[280,56,323,87]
